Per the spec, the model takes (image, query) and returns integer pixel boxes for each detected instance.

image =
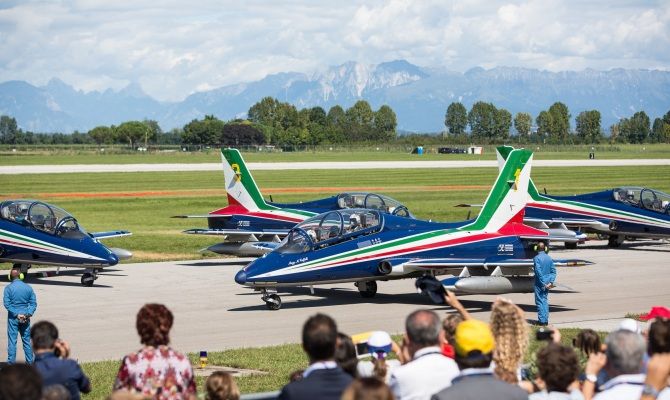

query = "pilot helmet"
[367,331,393,359]
[349,214,360,226]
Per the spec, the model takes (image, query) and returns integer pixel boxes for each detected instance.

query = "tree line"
[0,97,397,147]
[445,101,670,144]
[1,99,669,146]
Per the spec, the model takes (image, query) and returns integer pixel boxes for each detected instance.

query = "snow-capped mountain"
[1,60,669,133]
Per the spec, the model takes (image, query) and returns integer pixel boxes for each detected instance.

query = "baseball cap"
[619,318,641,334]
[367,331,392,359]
[454,319,495,357]
[639,306,670,321]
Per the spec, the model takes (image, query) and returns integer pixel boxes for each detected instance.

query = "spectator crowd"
[1,296,669,400]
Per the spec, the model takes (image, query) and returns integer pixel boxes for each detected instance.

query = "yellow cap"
[454,319,495,357]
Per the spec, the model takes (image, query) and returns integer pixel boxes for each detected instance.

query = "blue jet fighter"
[495,146,670,248]
[0,199,132,286]
[235,149,591,309]
[175,148,414,256]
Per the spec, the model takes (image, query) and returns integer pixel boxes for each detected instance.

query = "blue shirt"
[533,251,556,286]
[3,279,37,318]
[34,352,91,400]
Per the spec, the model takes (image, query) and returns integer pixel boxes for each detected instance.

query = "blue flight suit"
[4,278,37,364]
[533,250,556,325]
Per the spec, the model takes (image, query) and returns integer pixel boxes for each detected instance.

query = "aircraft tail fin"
[470,148,533,232]
[221,148,272,211]
[496,145,543,201]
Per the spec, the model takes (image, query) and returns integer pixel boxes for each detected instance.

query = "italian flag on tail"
[496,145,545,201]
[467,148,534,233]
[221,148,275,212]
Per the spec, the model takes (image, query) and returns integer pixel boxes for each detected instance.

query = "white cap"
[619,318,641,334]
[368,331,392,347]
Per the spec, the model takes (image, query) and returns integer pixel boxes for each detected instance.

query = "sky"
[1,0,669,101]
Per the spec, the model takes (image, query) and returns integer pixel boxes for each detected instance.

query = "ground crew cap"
[454,319,495,357]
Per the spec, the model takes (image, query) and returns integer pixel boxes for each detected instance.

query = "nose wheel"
[261,289,282,310]
[81,270,98,287]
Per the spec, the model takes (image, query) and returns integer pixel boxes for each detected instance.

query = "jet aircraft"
[0,199,132,286]
[175,148,414,256]
[234,149,591,310]
[495,146,670,247]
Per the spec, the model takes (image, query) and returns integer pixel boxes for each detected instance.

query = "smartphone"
[535,328,553,341]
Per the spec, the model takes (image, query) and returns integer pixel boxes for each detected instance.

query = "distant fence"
[0,143,646,155]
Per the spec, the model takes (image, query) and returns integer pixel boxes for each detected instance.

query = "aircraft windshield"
[336,193,413,218]
[276,209,383,254]
[0,200,87,238]
[613,187,670,214]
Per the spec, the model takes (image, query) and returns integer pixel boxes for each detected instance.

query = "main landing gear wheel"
[608,235,623,248]
[358,281,378,298]
[81,272,96,287]
[564,242,578,249]
[264,294,282,310]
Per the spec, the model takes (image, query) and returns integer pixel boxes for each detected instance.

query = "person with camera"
[4,268,37,364]
[31,320,91,400]
[389,309,459,400]
[431,319,527,400]
[533,242,556,326]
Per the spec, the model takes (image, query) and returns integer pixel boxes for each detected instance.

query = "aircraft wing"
[399,257,591,272]
[171,214,232,218]
[524,217,607,229]
[183,228,290,236]
[90,230,132,239]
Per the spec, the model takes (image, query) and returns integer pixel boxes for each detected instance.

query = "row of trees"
[247,97,397,146]
[0,97,398,147]
[444,101,670,144]
[2,103,669,146]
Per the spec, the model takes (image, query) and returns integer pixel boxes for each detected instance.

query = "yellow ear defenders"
[533,244,549,253]
[7,272,25,281]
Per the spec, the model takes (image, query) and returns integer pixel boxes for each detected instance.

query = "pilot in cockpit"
[349,214,361,232]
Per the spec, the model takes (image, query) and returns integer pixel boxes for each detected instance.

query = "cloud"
[0,0,668,101]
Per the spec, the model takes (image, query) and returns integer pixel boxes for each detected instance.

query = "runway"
[1,240,669,363]
[3,158,670,174]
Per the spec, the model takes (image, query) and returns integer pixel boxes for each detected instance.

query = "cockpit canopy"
[613,187,670,215]
[277,209,383,254]
[336,193,413,218]
[0,200,87,239]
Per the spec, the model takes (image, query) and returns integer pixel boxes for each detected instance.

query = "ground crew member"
[533,242,556,326]
[4,268,37,363]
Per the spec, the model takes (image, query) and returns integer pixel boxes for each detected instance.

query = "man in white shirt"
[389,309,459,400]
[593,329,647,400]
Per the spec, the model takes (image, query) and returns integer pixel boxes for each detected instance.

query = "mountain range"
[1,60,670,133]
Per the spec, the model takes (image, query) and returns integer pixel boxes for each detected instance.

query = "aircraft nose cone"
[234,269,247,285]
[108,252,119,266]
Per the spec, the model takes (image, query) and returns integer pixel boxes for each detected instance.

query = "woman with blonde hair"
[341,377,394,400]
[489,297,529,384]
[205,371,240,400]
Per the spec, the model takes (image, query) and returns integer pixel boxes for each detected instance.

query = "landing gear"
[80,269,98,287]
[261,289,282,310]
[564,242,578,249]
[608,235,623,248]
[357,280,378,298]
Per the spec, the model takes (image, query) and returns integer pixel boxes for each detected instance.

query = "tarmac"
[3,158,670,174]
[1,240,668,363]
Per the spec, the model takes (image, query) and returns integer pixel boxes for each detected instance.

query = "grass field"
[3,165,670,263]
[1,143,669,165]
[79,328,598,399]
